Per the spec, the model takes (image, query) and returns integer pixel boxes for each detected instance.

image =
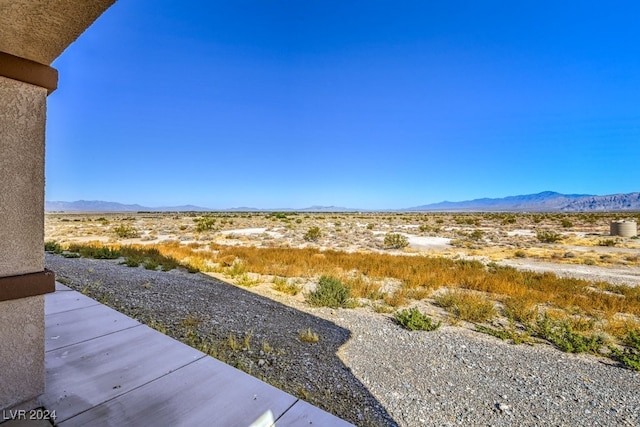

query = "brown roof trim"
[0,51,58,94]
[0,270,56,302]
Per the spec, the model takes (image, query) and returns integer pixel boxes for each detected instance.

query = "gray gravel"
[46,254,640,426]
[335,312,640,426]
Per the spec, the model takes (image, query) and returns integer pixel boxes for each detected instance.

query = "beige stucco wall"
[0,76,46,277]
[0,295,45,410]
[0,75,47,410]
[0,0,117,64]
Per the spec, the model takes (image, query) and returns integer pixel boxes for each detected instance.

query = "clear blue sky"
[45,1,640,209]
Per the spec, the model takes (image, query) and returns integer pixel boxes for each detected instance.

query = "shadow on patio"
[44,254,397,426]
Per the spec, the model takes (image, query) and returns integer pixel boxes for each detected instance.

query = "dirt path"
[498,258,640,287]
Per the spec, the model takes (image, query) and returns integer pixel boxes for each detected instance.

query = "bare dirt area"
[499,258,640,287]
[44,211,640,426]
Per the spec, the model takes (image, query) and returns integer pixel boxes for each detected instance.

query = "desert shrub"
[610,329,640,371]
[598,239,617,247]
[366,223,375,230]
[476,324,532,345]
[384,233,409,249]
[560,219,573,228]
[122,257,141,267]
[469,229,485,241]
[306,275,351,308]
[434,290,496,323]
[92,247,122,259]
[67,244,121,259]
[236,273,260,287]
[536,230,563,243]
[225,261,247,278]
[269,212,288,220]
[303,226,322,242]
[195,216,216,232]
[514,250,527,258]
[44,241,62,254]
[503,296,538,324]
[61,252,81,258]
[394,307,441,331]
[143,260,159,270]
[501,215,517,225]
[534,314,604,354]
[272,277,301,295]
[114,224,139,238]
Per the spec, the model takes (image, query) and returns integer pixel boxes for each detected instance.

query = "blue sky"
[45,1,640,209]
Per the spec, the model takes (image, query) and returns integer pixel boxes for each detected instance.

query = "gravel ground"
[46,254,640,426]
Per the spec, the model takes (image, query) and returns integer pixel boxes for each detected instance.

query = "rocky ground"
[46,254,640,426]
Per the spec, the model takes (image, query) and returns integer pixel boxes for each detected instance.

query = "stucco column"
[0,74,52,410]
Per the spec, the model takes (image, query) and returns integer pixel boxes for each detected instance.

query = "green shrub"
[61,252,81,258]
[536,230,563,243]
[44,241,62,254]
[609,329,640,371]
[114,224,139,238]
[394,308,441,331]
[195,216,216,232]
[469,229,485,241]
[143,260,159,270]
[384,233,409,249]
[67,244,121,259]
[303,226,322,242]
[561,219,573,228]
[476,324,532,345]
[306,275,352,308]
[534,314,604,354]
[270,212,288,220]
[501,215,517,225]
[92,247,122,259]
[122,257,141,267]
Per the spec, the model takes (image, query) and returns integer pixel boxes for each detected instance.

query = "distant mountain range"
[45,191,640,213]
[44,200,359,213]
[404,191,640,212]
[45,200,213,212]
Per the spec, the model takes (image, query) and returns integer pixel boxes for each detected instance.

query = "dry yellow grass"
[139,242,640,323]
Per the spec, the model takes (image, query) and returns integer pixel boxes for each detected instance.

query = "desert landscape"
[44,211,640,425]
[45,210,640,284]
